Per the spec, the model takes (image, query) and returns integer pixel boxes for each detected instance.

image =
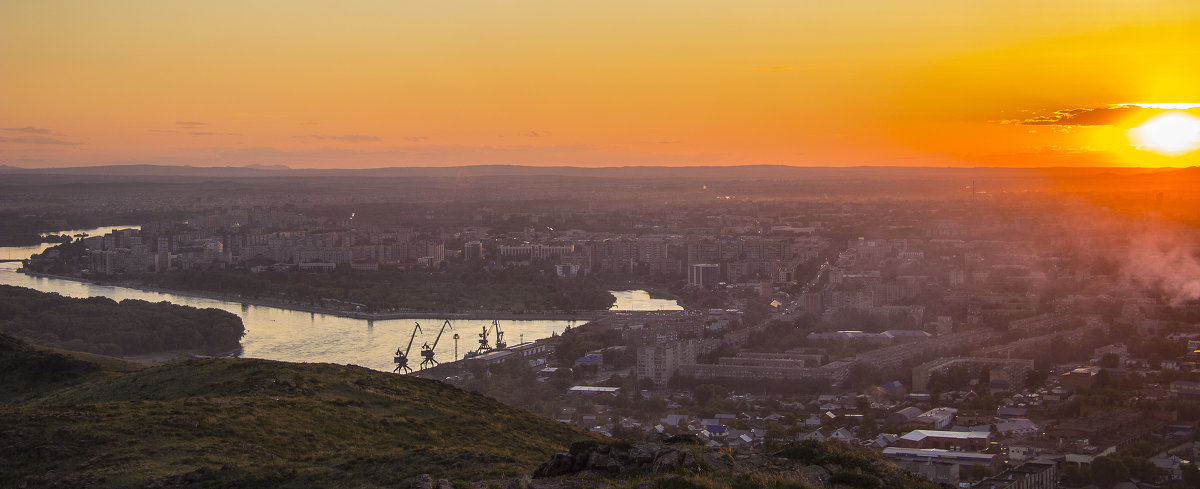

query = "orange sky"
[2,1,1199,169]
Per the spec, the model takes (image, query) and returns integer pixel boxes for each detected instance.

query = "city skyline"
[3,1,1200,169]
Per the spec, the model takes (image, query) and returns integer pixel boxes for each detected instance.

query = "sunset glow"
[3,1,1200,168]
[1128,111,1200,156]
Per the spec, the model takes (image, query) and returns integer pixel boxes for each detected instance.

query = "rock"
[435,478,454,489]
[533,452,576,478]
[537,442,702,479]
[585,450,612,472]
[628,445,657,466]
[652,449,685,472]
[700,452,736,473]
[412,473,435,489]
[662,434,702,445]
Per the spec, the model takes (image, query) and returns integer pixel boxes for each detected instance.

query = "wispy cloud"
[0,136,83,145]
[400,136,430,142]
[185,131,239,136]
[308,134,382,142]
[755,66,794,71]
[1005,104,1200,127]
[2,126,57,135]
[176,121,207,128]
[150,128,237,136]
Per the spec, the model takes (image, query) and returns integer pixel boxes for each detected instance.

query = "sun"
[1127,111,1200,156]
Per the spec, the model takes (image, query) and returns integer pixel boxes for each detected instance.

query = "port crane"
[475,323,493,353]
[419,320,452,369]
[493,320,507,349]
[393,322,422,373]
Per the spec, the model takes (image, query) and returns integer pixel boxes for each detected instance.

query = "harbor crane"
[419,320,452,369]
[475,323,493,353]
[493,320,507,349]
[393,322,422,373]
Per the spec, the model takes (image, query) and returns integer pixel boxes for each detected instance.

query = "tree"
[1090,456,1130,488]
[692,383,729,406]
[1182,462,1200,488]
[1099,352,1121,368]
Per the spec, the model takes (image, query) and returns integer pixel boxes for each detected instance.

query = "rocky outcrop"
[532,441,703,478]
[448,440,938,489]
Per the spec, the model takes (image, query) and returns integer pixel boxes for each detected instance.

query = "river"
[0,226,681,372]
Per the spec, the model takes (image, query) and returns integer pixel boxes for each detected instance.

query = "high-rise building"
[688,263,719,288]
[636,339,699,387]
[464,241,484,261]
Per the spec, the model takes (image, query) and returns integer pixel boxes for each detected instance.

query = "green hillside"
[1,335,592,488]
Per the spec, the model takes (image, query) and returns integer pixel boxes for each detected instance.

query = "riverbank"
[19,270,607,321]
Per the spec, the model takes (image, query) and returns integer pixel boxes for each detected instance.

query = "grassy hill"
[1,334,942,489]
[0,334,592,488]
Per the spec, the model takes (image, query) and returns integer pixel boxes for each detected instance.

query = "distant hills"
[4,163,1197,220]
[1,162,1193,181]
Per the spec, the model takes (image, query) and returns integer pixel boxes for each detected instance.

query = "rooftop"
[900,429,991,441]
[882,447,994,461]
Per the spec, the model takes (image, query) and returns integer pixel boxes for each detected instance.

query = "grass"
[1,337,595,488]
[2,335,939,489]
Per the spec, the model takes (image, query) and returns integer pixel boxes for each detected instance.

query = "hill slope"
[1,335,941,489]
[1,338,591,488]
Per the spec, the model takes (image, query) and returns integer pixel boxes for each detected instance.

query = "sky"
[2,1,1200,169]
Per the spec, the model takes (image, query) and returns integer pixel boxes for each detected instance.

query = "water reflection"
[0,225,141,262]
[0,261,682,372]
[609,290,683,311]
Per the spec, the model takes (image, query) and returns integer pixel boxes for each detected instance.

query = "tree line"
[0,285,244,356]
[128,263,616,313]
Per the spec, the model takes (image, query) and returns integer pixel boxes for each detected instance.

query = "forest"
[126,263,617,313]
[0,285,244,356]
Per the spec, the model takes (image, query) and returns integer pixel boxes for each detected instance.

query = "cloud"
[309,134,382,142]
[185,131,239,136]
[400,136,430,142]
[176,121,207,128]
[0,136,83,145]
[150,129,237,136]
[525,131,541,137]
[1009,104,1200,127]
[755,66,794,71]
[2,126,56,135]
